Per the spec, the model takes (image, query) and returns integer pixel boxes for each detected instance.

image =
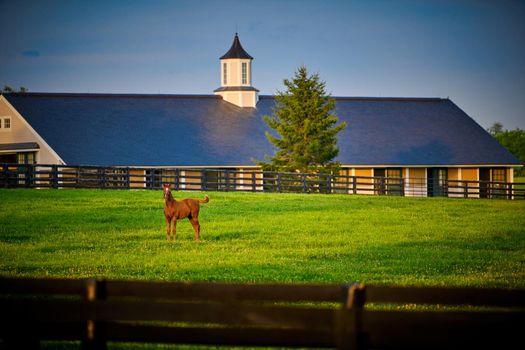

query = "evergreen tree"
[257,66,346,174]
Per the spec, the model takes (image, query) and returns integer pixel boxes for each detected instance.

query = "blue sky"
[1,0,524,130]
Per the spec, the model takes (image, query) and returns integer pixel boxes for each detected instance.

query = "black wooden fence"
[1,163,524,199]
[1,277,524,349]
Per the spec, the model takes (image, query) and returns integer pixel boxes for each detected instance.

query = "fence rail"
[0,277,524,349]
[1,163,524,199]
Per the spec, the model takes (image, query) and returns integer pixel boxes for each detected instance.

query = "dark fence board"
[107,324,335,347]
[366,285,525,307]
[106,280,342,302]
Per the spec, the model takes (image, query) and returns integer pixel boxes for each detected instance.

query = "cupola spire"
[220,33,253,60]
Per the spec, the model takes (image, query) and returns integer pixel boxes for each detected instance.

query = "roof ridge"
[258,95,446,102]
[3,92,222,99]
[333,96,446,102]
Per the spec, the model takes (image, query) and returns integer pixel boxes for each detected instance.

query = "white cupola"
[214,33,259,108]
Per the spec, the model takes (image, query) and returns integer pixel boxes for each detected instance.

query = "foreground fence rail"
[1,163,524,199]
[0,277,524,349]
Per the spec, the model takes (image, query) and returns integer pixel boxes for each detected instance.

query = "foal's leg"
[172,219,177,241]
[190,217,201,241]
[165,216,172,241]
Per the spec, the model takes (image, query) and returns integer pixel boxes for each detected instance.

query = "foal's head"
[163,184,173,201]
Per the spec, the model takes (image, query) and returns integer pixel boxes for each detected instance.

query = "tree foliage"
[2,85,28,93]
[487,122,525,176]
[257,66,346,174]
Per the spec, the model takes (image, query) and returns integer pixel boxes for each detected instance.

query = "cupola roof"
[220,33,253,59]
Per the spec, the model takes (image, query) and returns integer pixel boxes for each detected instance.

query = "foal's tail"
[199,195,209,204]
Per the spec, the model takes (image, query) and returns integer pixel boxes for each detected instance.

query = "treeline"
[2,85,28,93]
[488,122,525,176]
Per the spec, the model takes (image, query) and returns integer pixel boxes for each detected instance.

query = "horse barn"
[0,34,522,198]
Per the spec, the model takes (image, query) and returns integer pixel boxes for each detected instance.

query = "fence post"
[352,176,357,195]
[173,169,179,191]
[302,174,307,193]
[51,165,58,189]
[225,170,230,192]
[400,178,405,197]
[464,181,468,198]
[277,173,282,193]
[1,164,7,188]
[201,170,206,191]
[252,172,257,192]
[508,183,513,200]
[124,167,130,189]
[28,164,35,188]
[327,174,332,194]
[82,279,107,350]
[101,167,107,189]
[336,284,367,350]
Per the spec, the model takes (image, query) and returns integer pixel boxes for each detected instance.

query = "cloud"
[21,50,40,57]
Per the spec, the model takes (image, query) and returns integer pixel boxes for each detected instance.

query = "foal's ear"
[163,184,170,189]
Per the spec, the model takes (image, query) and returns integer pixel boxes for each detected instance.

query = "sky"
[1,0,524,130]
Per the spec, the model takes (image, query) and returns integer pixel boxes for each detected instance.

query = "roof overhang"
[214,86,260,92]
[0,142,40,153]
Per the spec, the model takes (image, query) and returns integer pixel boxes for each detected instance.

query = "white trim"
[0,95,65,165]
[0,148,39,154]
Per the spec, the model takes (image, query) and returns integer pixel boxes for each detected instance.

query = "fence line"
[1,277,524,349]
[1,163,523,199]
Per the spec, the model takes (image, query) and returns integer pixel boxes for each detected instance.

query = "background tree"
[487,122,503,136]
[487,122,525,176]
[257,66,346,174]
[2,85,28,93]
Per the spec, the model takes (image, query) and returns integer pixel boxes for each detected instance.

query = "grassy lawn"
[0,189,524,288]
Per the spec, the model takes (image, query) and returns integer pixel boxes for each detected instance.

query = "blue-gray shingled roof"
[3,93,521,167]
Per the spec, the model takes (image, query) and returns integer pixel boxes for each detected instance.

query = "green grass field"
[1,189,524,288]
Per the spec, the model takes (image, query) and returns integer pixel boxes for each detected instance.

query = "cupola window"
[242,62,247,85]
[223,63,227,85]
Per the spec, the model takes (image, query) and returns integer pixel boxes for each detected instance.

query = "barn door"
[479,168,490,198]
[427,168,447,197]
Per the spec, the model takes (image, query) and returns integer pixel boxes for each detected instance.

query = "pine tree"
[257,66,346,174]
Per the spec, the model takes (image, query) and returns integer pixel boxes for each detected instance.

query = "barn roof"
[3,92,521,167]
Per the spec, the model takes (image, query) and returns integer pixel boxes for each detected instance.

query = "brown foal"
[163,184,209,241]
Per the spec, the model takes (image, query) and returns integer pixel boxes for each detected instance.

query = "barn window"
[0,117,11,131]
[374,168,402,195]
[492,168,506,183]
[17,152,35,164]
